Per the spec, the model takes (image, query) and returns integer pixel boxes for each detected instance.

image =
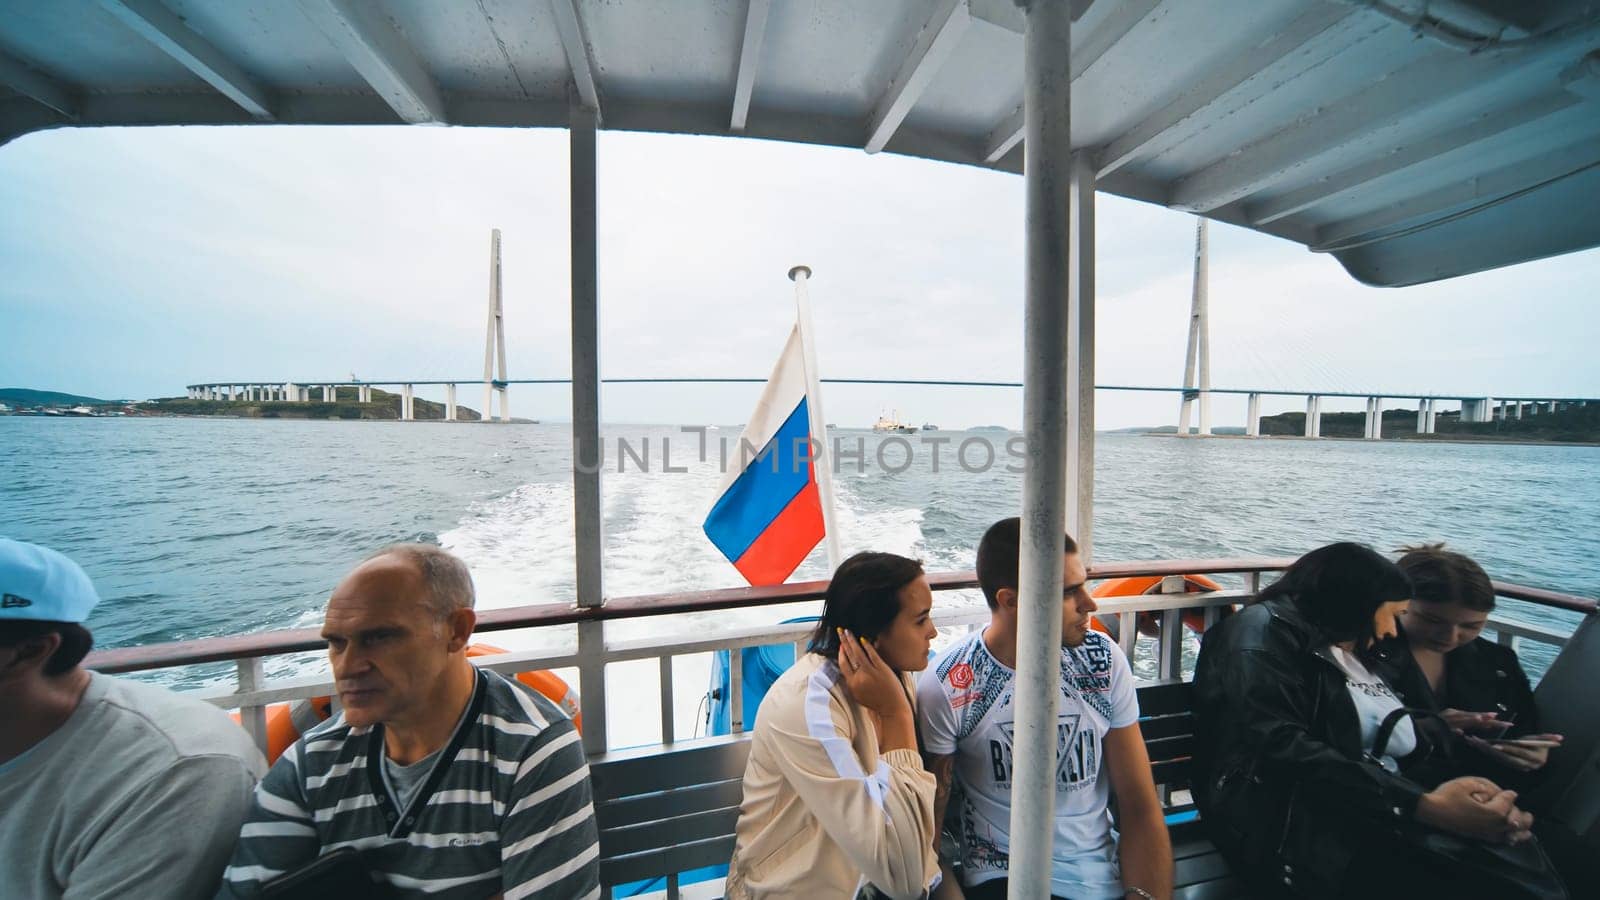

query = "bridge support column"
[1417,399,1426,433]
[1366,397,1382,439]
[1548,401,1557,415]
[445,384,457,421]
[1305,395,1321,438]
[401,384,414,420]
[1426,399,1437,433]
[1516,401,1524,419]
[1246,393,1261,437]
[496,387,509,423]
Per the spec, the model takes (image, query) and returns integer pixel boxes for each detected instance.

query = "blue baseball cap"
[0,538,101,624]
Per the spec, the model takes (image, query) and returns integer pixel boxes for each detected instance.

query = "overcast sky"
[2,125,1596,429]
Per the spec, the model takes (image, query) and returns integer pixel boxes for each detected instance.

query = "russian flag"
[703,325,827,585]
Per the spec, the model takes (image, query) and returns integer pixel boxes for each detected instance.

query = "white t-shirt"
[917,629,1139,899]
[1327,644,1417,771]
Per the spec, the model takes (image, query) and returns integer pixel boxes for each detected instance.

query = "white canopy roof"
[3,0,1598,286]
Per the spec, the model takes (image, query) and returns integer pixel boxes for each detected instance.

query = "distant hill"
[1110,425,1246,435]
[145,387,483,421]
[1257,405,1599,442]
[0,388,112,407]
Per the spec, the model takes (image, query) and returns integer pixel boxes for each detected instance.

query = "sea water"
[3,417,1595,748]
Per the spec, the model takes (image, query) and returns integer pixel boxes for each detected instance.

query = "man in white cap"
[0,537,266,899]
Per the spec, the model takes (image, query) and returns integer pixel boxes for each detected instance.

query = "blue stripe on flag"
[703,399,814,563]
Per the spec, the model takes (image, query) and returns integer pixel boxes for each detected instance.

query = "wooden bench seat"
[590,681,1246,898]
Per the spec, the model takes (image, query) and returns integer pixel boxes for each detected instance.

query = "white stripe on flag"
[711,324,810,501]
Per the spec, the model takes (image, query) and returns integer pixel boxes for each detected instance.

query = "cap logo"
[2,593,33,609]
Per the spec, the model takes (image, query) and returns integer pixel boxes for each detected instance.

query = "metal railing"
[83,558,1596,758]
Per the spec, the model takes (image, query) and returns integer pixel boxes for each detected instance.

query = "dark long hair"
[1258,542,1412,643]
[807,551,924,658]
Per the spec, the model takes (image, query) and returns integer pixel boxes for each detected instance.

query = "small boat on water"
[872,410,917,434]
[922,423,938,431]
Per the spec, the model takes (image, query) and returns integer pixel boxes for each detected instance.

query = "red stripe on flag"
[733,477,825,586]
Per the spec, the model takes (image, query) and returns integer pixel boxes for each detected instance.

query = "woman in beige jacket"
[726,551,943,899]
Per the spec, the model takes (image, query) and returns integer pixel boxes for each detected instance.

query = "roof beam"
[1168,19,1600,213]
[549,0,602,119]
[0,51,77,119]
[1247,90,1581,226]
[1094,5,1354,179]
[981,0,1162,164]
[865,0,970,154]
[1314,135,1600,251]
[296,0,445,124]
[729,0,771,131]
[97,0,273,120]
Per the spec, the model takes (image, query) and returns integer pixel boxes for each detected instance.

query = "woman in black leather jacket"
[1381,544,1561,780]
[1191,542,1564,899]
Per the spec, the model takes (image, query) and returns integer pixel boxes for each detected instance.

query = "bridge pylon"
[1176,218,1211,436]
[483,228,509,422]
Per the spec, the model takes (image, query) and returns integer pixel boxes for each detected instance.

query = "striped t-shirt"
[217,668,599,899]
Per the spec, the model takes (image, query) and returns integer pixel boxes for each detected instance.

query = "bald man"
[217,544,599,899]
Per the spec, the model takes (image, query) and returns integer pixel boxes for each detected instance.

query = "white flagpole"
[789,265,843,572]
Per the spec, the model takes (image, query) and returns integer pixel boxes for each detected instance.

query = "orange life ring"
[466,643,583,731]
[1089,574,1229,637]
[231,642,579,764]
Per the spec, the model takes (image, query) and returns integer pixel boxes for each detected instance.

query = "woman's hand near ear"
[837,629,916,752]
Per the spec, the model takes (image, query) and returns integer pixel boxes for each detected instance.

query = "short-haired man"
[0,538,265,899]
[915,519,1173,899]
[217,544,599,899]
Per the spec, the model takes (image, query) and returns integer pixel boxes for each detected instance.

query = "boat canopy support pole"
[570,104,608,756]
[1012,1,1073,895]
[1067,151,1095,561]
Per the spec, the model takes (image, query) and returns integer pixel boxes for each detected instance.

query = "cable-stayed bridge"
[184,225,1593,439]
[182,376,1594,440]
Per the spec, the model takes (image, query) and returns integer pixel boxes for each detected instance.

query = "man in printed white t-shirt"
[916,518,1172,900]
